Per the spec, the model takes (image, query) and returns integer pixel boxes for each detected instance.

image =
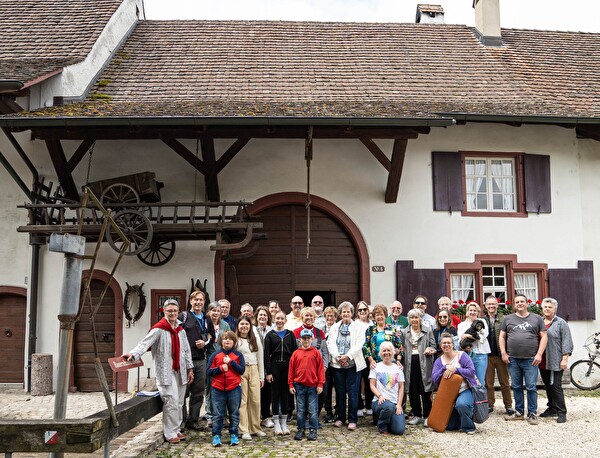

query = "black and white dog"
[460,319,486,351]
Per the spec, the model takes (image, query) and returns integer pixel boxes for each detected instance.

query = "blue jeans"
[447,388,475,433]
[470,352,488,386]
[211,386,241,437]
[371,399,405,435]
[508,357,539,415]
[333,366,358,423]
[294,383,318,430]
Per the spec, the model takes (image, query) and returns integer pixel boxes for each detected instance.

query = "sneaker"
[255,430,267,437]
[505,408,516,416]
[378,428,389,435]
[294,430,305,441]
[347,422,357,431]
[282,423,291,435]
[557,414,567,423]
[177,433,187,441]
[334,420,343,427]
[504,411,524,421]
[212,435,222,447]
[241,433,252,441]
[166,437,180,444]
[465,429,477,435]
[261,418,275,428]
[324,413,334,423]
[540,408,558,418]
[230,434,239,446]
[185,422,203,431]
[423,417,428,427]
[527,413,539,425]
[365,409,373,415]
[407,416,422,425]
[357,409,364,417]
[308,429,317,441]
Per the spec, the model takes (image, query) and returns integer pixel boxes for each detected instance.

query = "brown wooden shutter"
[548,261,595,321]
[432,151,463,212]
[396,260,446,308]
[524,153,551,213]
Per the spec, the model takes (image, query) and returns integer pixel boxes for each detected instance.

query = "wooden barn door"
[225,204,359,314]
[0,292,26,383]
[73,279,116,392]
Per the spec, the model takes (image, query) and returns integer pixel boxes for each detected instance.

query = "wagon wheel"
[100,183,140,207]
[137,239,176,266]
[106,209,153,255]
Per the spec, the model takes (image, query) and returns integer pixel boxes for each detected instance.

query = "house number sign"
[372,266,385,272]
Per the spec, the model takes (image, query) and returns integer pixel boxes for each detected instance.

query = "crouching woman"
[369,341,406,435]
[431,333,478,434]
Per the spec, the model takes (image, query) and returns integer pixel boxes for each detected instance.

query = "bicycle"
[570,331,600,390]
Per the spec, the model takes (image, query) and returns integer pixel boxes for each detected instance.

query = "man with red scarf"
[123,299,193,444]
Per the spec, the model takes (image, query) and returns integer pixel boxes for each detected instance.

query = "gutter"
[439,112,600,126]
[0,115,457,129]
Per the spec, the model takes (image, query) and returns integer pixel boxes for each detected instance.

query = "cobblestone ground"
[149,417,435,458]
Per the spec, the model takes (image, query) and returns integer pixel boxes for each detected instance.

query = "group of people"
[123,291,573,446]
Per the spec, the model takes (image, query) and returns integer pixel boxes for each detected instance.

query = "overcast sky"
[143,0,600,32]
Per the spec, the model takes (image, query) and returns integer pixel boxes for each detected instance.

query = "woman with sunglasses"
[327,301,366,431]
[354,301,373,416]
[323,306,338,423]
[433,310,458,359]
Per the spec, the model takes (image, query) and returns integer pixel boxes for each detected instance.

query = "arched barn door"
[73,278,116,392]
[224,204,360,315]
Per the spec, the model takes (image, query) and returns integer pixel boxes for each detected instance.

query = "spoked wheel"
[100,183,140,206]
[137,239,176,266]
[106,209,153,255]
[570,359,600,390]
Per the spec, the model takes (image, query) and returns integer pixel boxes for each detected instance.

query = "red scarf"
[151,318,183,372]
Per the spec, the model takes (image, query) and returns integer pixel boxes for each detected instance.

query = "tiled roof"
[0,0,124,83]
[8,20,600,121]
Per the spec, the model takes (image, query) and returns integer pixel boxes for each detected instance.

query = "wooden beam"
[216,137,250,173]
[359,137,391,172]
[44,139,80,201]
[201,137,220,201]
[66,138,95,173]
[161,137,207,175]
[385,138,408,203]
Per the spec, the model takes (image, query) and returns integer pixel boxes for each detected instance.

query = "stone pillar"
[31,353,53,396]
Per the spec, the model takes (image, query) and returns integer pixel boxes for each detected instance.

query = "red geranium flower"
[505,300,511,305]
[159,307,164,313]
[459,300,464,305]
[536,300,542,305]
[452,304,458,309]
[527,299,533,303]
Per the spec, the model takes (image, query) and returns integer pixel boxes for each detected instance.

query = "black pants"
[540,368,567,414]
[325,366,334,415]
[260,382,272,419]
[408,354,432,418]
[183,358,206,425]
[358,366,374,410]
[270,361,291,416]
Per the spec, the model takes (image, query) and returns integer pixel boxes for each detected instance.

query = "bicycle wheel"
[570,359,600,390]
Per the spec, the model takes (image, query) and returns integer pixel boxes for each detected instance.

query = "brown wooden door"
[225,205,359,314]
[74,279,115,391]
[0,293,26,383]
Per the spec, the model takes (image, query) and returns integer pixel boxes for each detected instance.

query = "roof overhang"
[0,80,24,94]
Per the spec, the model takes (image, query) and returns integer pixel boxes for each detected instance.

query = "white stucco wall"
[2,121,599,387]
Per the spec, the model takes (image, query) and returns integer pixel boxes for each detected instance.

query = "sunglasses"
[292,301,303,305]
[312,301,323,304]
[358,308,368,312]
[415,301,426,305]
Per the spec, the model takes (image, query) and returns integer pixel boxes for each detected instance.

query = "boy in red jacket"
[289,328,325,441]
[207,331,245,447]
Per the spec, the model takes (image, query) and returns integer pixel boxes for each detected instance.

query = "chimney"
[473,0,502,46]
[415,4,445,24]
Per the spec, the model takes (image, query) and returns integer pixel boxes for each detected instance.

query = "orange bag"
[428,373,463,433]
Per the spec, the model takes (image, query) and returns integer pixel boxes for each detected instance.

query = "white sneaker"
[241,433,252,441]
[424,417,428,427]
[407,416,422,425]
[255,430,267,437]
[357,410,364,417]
[365,409,373,415]
[261,418,275,428]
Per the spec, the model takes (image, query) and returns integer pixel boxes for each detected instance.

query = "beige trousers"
[239,364,262,434]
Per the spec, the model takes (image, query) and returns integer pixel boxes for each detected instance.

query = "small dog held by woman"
[459,319,485,351]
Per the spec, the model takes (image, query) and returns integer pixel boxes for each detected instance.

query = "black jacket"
[263,328,297,375]
[179,310,209,360]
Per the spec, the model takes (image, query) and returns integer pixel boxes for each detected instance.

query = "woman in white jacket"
[457,302,490,385]
[326,301,366,431]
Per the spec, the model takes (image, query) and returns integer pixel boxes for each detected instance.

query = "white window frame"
[482,265,507,302]
[514,272,539,301]
[465,157,517,212]
[450,273,476,302]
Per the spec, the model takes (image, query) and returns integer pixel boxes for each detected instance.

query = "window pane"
[482,267,493,276]
[483,277,492,286]
[492,194,503,209]
[494,267,504,276]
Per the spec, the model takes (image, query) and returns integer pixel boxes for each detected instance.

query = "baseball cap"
[300,328,313,338]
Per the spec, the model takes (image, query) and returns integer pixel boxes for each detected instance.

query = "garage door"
[225,204,359,314]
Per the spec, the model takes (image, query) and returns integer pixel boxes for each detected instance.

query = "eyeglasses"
[415,301,426,305]
[441,342,453,346]
[292,301,303,305]
[164,309,178,314]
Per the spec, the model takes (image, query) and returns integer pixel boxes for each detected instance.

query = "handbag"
[471,383,489,424]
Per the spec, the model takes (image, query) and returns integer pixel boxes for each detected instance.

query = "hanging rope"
[305,126,313,259]
[84,141,96,186]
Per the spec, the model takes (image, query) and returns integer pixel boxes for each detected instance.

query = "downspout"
[26,236,44,393]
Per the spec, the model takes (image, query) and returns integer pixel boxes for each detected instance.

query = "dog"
[460,319,485,351]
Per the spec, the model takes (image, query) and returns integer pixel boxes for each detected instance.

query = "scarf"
[151,317,183,372]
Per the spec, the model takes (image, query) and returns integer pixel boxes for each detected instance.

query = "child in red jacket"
[288,328,325,441]
[207,331,245,447]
